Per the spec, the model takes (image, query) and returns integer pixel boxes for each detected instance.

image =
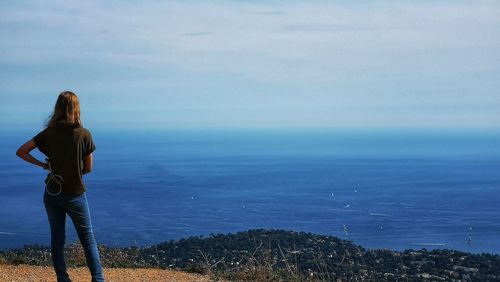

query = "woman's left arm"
[16,140,48,170]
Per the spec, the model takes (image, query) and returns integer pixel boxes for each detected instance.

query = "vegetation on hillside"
[1,229,499,281]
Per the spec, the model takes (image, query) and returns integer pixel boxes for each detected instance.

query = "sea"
[1,128,499,254]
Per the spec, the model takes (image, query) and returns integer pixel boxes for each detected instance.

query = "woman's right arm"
[16,139,48,170]
[82,153,93,175]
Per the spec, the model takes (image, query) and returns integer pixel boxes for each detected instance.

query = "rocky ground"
[0,264,209,282]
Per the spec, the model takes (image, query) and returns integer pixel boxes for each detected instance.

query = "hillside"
[1,229,499,281]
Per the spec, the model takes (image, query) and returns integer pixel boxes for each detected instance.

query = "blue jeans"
[44,191,105,282]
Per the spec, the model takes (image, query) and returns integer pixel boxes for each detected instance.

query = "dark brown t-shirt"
[33,126,96,195]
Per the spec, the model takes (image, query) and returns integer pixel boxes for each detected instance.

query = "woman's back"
[34,126,95,195]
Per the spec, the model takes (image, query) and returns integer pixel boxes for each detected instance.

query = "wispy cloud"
[181,31,214,37]
[280,23,397,32]
[253,11,286,15]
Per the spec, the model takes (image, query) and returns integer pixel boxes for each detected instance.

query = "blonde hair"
[46,91,82,128]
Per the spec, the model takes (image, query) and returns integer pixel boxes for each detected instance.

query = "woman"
[16,91,104,282]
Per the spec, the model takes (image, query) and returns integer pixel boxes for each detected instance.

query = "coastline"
[2,229,499,281]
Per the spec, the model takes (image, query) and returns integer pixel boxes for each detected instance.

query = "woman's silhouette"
[16,91,104,282]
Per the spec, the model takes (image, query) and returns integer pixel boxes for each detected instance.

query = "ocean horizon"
[1,128,499,254]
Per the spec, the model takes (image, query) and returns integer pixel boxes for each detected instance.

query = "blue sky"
[1,1,499,130]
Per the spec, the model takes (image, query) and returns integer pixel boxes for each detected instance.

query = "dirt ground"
[0,264,210,282]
